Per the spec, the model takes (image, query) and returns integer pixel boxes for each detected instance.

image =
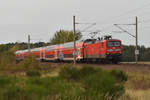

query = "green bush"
[59,65,100,81]
[26,70,41,77]
[0,51,16,70]
[0,76,23,100]
[59,66,126,99]
[0,65,127,100]
[110,70,128,82]
[19,55,40,70]
[78,65,99,78]
[59,66,79,81]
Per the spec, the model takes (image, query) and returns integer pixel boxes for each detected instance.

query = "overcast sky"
[0,0,150,47]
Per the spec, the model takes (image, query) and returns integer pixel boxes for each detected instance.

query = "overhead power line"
[77,23,96,32]
[113,2,150,19]
[95,2,150,30]
[114,24,136,38]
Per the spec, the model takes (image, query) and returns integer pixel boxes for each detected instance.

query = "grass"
[0,64,127,100]
[126,72,150,90]
[85,63,150,100]
[100,65,150,100]
[120,72,150,100]
[1,50,150,100]
[126,89,150,100]
[0,59,150,100]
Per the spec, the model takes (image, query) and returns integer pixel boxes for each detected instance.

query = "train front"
[106,40,122,63]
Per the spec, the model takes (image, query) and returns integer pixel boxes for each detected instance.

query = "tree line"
[0,29,150,62]
[122,45,150,62]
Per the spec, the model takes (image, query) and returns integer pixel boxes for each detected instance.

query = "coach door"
[40,49,43,60]
[78,48,81,59]
[43,48,45,59]
[55,50,57,59]
[100,42,105,58]
[83,44,87,58]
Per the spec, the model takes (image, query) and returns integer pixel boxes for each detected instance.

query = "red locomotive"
[15,36,122,63]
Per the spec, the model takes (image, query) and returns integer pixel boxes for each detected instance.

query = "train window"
[114,42,120,47]
[107,42,113,47]
[107,41,120,47]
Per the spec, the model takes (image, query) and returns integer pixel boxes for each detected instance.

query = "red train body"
[15,36,122,63]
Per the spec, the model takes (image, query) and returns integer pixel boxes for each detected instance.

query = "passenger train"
[15,36,122,63]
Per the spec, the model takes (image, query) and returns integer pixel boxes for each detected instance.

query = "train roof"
[61,42,74,49]
[100,39,121,42]
[15,50,22,54]
[60,41,84,48]
[45,41,84,50]
[82,35,121,43]
[31,47,43,52]
[45,45,57,51]
[15,49,28,54]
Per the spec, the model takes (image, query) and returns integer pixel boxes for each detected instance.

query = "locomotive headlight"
[107,49,113,52]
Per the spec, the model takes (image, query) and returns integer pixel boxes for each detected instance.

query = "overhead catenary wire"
[114,24,136,38]
[86,2,150,34]
[112,2,150,19]
[75,2,150,42]
[80,23,96,32]
[96,2,150,25]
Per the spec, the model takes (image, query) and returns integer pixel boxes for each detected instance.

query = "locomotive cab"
[98,35,122,63]
[106,39,122,63]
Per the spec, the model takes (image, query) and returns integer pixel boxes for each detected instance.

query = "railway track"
[39,61,150,75]
[41,61,150,66]
[40,61,150,71]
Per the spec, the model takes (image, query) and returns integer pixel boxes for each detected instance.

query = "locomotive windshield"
[107,41,120,47]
